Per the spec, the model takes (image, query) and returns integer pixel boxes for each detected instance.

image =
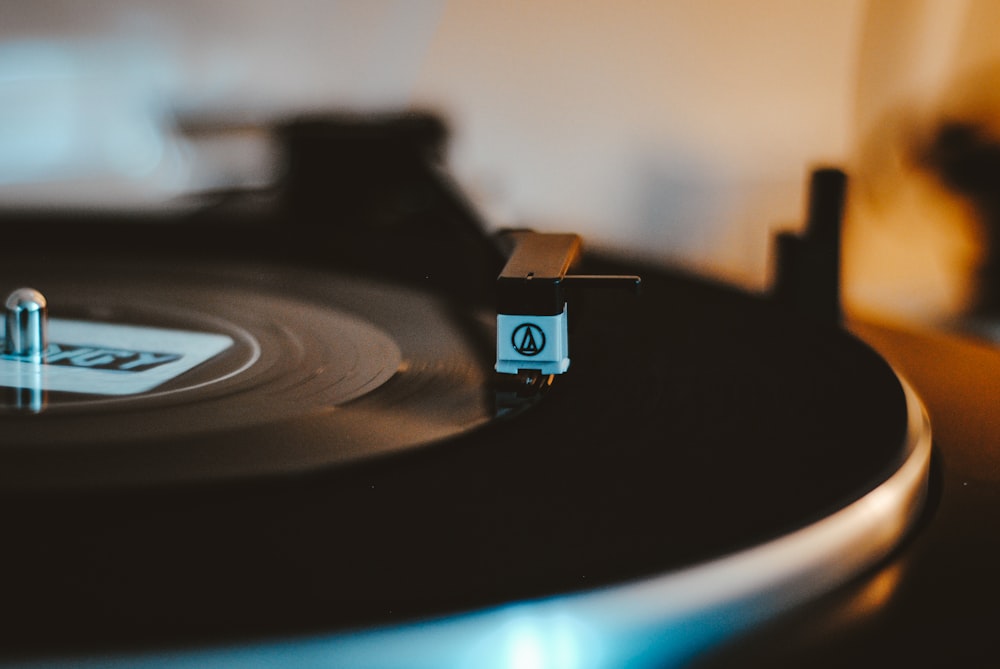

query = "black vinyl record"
[0,245,925,665]
[0,256,499,489]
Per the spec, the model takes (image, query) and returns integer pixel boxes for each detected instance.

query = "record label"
[0,318,234,396]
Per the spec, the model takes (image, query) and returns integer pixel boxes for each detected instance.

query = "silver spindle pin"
[5,287,48,360]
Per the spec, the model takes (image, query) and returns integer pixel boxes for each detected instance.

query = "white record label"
[0,318,234,396]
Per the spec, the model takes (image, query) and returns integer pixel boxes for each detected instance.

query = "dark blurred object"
[772,167,847,325]
[0,111,507,309]
[921,121,1000,317]
[278,113,506,303]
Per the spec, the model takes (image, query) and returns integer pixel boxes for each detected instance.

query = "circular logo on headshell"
[511,323,545,356]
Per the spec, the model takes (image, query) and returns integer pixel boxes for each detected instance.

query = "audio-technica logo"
[511,323,546,356]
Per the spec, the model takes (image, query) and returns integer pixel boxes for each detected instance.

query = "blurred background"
[3,0,1000,327]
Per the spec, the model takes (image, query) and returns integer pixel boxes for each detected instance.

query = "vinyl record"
[0,256,499,489]
[0,249,929,666]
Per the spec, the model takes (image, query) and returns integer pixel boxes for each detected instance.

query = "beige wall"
[413,1,866,288]
[0,0,865,289]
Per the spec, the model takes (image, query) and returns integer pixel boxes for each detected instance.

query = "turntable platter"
[0,247,930,667]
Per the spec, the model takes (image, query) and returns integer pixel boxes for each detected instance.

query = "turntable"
[0,113,947,668]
